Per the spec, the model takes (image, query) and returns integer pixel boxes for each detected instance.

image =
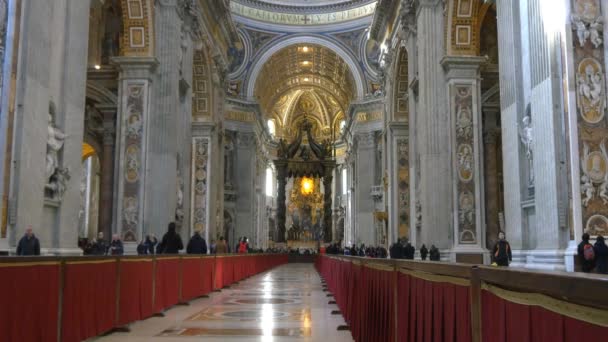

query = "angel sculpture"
[581,175,595,207]
[599,173,608,205]
[589,16,604,48]
[572,14,590,47]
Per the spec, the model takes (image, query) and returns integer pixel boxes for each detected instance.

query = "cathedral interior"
[0,0,606,270]
[1,0,608,341]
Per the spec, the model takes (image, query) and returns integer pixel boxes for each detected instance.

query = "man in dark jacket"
[404,242,415,260]
[429,245,440,261]
[594,235,608,274]
[390,239,403,259]
[16,226,40,256]
[109,234,124,255]
[92,232,108,255]
[578,233,596,272]
[158,222,183,254]
[187,230,208,254]
[420,244,429,260]
[492,232,512,266]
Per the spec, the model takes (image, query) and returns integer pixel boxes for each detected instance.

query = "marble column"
[416,0,451,249]
[354,132,375,245]
[235,132,256,243]
[323,164,333,243]
[483,123,500,250]
[97,104,116,239]
[275,161,287,243]
[496,0,527,252]
[442,56,487,259]
[111,57,158,245]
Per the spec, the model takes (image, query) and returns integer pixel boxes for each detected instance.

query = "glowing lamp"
[301,177,314,195]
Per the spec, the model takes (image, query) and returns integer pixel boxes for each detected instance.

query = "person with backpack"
[593,235,608,274]
[492,232,512,267]
[578,233,596,273]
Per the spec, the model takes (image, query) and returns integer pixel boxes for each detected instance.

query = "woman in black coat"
[594,235,608,274]
[158,222,184,254]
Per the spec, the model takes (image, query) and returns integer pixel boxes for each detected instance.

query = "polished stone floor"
[95,263,354,341]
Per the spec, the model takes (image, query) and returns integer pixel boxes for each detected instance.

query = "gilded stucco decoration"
[193,49,211,120]
[447,0,482,56]
[571,0,608,236]
[255,44,355,140]
[119,0,154,57]
[393,47,408,121]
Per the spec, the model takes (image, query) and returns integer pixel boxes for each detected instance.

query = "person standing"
[420,244,428,261]
[238,237,248,254]
[187,230,208,254]
[492,232,512,267]
[16,226,41,256]
[109,234,124,255]
[429,245,440,261]
[92,231,108,255]
[593,235,608,274]
[215,236,228,254]
[578,233,596,273]
[158,222,184,254]
[145,234,158,254]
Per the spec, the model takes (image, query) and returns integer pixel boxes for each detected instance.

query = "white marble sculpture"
[519,113,534,185]
[581,175,595,207]
[46,103,67,183]
[572,14,604,48]
[46,168,70,201]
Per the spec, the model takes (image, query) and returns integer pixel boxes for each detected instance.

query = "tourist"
[420,244,428,260]
[109,234,124,255]
[578,233,596,273]
[492,232,512,267]
[187,230,208,254]
[210,239,216,254]
[390,239,403,259]
[158,222,183,254]
[235,236,242,254]
[137,239,148,255]
[145,234,158,254]
[215,236,228,254]
[429,245,440,261]
[238,237,248,253]
[92,231,108,255]
[404,240,415,260]
[16,226,40,256]
[593,235,608,274]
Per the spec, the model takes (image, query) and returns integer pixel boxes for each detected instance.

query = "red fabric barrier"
[481,290,608,342]
[117,259,154,326]
[214,256,224,290]
[201,257,215,295]
[0,262,60,342]
[154,258,180,312]
[181,257,204,301]
[62,260,117,342]
[222,256,235,286]
[397,272,471,342]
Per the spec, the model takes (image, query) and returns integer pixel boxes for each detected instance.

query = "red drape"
[180,257,204,302]
[117,259,154,326]
[61,261,117,342]
[201,257,215,296]
[481,290,608,342]
[214,256,224,290]
[154,258,180,312]
[222,257,235,286]
[0,263,60,342]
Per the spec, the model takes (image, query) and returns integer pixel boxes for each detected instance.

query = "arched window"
[339,120,346,133]
[265,167,274,197]
[267,119,276,137]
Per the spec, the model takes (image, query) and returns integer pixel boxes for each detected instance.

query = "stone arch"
[119,0,154,57]
[245,35,366,99]
[446,0,482,56]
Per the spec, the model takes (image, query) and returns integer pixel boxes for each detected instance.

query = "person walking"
[492,232,512,267]
[420,244,428,261]
[593,235,608,274]
[16,226,41,256]
[158,222,184,254]
[187,230,208,254]
[578,233,596,273]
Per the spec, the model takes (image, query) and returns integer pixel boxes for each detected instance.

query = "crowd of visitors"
[325,242,389,258]
[578,233,608,274]
[388,239,441,261]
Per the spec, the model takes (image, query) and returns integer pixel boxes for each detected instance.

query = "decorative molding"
[191,138,209,235]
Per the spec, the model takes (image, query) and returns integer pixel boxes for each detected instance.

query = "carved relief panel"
[453,85,477,244]
[191,137,209,236]
[396,138,409,238]
[571,0,608,236]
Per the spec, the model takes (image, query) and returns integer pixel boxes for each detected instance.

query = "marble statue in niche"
[519,106,534,186]
[125,145,140,183]
[45,168,70,202]
[123,196,138,227]
[456,105,473,139]
[224,136,234,187]
[175,165,184,224]
[576,58,605,124]
[458,191,475,225]
[46,102,67,182]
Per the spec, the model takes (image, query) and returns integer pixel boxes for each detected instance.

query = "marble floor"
[94,263,354,342]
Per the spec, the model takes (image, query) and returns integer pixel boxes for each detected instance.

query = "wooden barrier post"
[470,266,482,342]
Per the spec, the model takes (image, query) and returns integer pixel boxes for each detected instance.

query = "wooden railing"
[316,255,608,342]
[0,253,288,342]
